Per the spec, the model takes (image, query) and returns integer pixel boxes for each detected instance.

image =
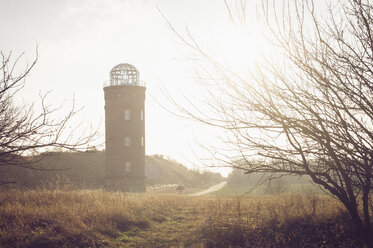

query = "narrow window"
[124,109,131,120]
[141,137,144,147]
[140,110,144,121]
[125,161,131,172]
[124,136,131,147]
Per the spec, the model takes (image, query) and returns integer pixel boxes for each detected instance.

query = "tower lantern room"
[104,63,146,192]
[110,63,140,86]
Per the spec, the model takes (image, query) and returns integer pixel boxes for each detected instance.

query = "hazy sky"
[0,0,265,176]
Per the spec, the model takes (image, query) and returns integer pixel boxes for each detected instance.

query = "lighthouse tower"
[104,63,146,192]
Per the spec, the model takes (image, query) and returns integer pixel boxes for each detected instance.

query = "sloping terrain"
[0,152,222,189]
[145,155,222,187]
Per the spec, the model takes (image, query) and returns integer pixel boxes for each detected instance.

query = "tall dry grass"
[0,189,194,247]
[197,194,362,247]
[0,190,364,247]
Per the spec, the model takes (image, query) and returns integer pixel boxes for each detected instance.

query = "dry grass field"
[0,190,364,247]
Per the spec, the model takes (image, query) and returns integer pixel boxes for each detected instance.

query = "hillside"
[215,168,315,195]
[145,155,222,187]
[0,151,223,189]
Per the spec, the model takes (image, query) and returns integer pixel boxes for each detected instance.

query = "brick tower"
[104,63,146,192]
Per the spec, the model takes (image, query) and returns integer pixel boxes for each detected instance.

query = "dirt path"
[189,181,227,196]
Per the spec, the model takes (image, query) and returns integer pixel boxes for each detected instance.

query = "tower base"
[105,178,146,192]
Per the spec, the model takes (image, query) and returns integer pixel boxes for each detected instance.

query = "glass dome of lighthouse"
[109,63,140,86]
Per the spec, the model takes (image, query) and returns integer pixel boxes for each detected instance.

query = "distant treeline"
[225,168,314,195]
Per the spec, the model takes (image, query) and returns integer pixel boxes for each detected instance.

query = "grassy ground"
[212,182,323,196]
[0,190,365,247]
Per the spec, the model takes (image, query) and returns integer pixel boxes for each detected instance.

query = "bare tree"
[165,0,373,245]
[0,50,99,185]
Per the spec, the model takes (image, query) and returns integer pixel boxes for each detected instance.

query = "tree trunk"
[345,200,373,247]
[362,185,372,247]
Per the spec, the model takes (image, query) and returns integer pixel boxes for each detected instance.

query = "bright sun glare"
[217,25,264,72]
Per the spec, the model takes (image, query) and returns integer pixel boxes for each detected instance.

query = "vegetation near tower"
[0,50,98,185]
[170,0,373,245]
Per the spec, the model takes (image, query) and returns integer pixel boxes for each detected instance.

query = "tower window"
[124,109,131,120]
[124,136,131,147]
[141,137,144,147]
[141,110,144,121]
[125,161,132,172]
